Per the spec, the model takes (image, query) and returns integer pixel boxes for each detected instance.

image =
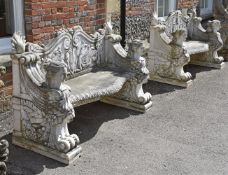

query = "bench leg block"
[190,61,225,69]
[150,76,193,88]
[100,97,153,113]
[12,135,82,164]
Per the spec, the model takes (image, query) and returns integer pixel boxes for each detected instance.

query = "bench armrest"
[105,32,150,80]
[103,22,152,105]
[188,14,223,57]
[11,33,79,153]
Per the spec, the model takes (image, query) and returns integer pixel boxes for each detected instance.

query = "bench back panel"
[159,10,189,38]
[32,27,106,79]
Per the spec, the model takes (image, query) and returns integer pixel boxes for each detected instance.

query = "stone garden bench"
[214,0,228,60]
[11,24,152,164]
[148,8,224,87]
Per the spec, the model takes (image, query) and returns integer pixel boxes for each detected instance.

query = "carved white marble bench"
[148,9,224,87]
[10,25,152,164]
[214,0,228,60]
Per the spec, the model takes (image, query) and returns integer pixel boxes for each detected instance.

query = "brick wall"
[24,0,106,44]
[23,0,200,44]
[125,0,154,16]
[177,0,199,9]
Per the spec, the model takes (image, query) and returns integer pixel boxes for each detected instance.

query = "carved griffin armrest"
[187,15,208,41]
[104,21,152,104]
[188,10,223,47]
[188,16,224,63]
[149,16,192,83]
[107,39,152,105]
[11,33,79,154]
[151,23,187,54]
[205,20,224,63]
[105,29,148,77]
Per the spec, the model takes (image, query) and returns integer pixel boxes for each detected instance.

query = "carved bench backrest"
[159,10,190,39]
[27,26,106,79]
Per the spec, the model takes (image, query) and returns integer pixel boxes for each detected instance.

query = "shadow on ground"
[5,134,66,175]
[70,102,140,144]
[5,102,140,175]
[144,80,184,96]
[185,64,214,79]
[144,64,215,97]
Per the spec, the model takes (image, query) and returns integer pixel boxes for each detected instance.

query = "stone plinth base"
[150,76,193,88]
[190,61,225,69]
[12,135,82,164]
[100,97,152,113]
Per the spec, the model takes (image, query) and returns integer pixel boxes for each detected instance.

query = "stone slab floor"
[5,64,228,175]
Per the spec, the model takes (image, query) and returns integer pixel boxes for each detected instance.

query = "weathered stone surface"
[0,139,9,175]
[213,0,228,61]
[12,135,81,164]
[0,70,10,175]
[11,24,152,164]
[0,66,6,88]
[148,8,224,87]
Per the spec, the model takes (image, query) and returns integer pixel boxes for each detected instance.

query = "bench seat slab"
[65,70,130,106]
[183,41,209,55]
[183,41,225,69]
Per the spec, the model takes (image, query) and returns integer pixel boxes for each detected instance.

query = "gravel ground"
[5,64,228,175]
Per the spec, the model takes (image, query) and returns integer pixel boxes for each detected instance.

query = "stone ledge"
[100,97,152,113]
[12,135,82,164]
[190,61,225,69]
[150,76,193,88]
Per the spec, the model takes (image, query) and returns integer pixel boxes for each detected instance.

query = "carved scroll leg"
[12,106,82,165]
[210,49,224,64]
[101,76,152,113]
[175,65,192,82]
[49,118,80,154]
